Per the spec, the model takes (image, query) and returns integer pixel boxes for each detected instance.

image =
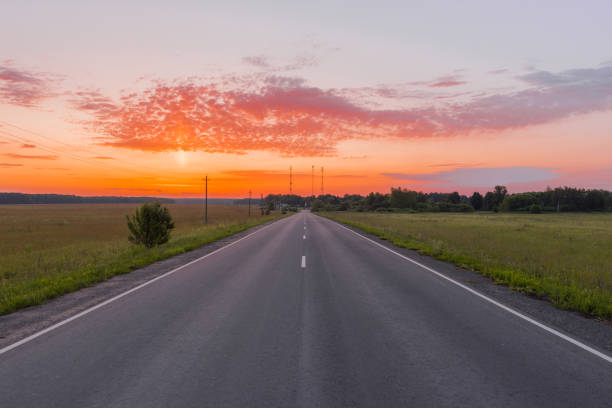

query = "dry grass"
[321,212,612,319]
[0,204,280,314]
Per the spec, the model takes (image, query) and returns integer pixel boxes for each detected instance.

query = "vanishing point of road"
[1,211,611,407]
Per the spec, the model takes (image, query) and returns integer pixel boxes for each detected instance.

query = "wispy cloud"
[0,63,61,107]
[0,162,23,167]
[242,53,320,72]
[20,143,36,148]
[68,90,119,119]
[242,55,271,69]
[4,152,58,160]
[384,167,559,187]
[93,156,115,160]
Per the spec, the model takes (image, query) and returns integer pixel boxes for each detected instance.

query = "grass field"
[321,212,612,320]
[0,204,283,315]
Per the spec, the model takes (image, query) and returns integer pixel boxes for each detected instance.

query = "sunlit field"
[321,212,612,320]
[0,204,281,314]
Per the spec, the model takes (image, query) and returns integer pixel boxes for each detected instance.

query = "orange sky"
[1,3,612,197]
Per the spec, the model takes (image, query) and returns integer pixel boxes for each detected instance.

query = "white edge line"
[301,255,306,268]
[330,219,612,365]
[0,218,284,356]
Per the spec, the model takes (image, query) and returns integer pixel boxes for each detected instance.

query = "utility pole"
[204,175,208,224]
[311,165,314,197]
[248,190,252,217]
[321,166,324,195]
[260,193,264,215]
[289,166,293,194]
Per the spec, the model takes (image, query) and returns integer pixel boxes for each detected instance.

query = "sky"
[1,0,611,197]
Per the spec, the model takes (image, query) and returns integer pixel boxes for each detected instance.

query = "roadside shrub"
[126,202,175,248]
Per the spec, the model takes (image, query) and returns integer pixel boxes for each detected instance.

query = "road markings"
[303,235,306,239]
[301,256,306,268]
[331,219,612,365]
[304,226,306,230]
[0,218,287,356]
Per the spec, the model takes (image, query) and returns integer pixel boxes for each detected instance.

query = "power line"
[0,120,176,176]
[0,129,163,178]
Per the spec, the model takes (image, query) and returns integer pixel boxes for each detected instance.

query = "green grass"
[0,204,285,315]
[320,212,612,320]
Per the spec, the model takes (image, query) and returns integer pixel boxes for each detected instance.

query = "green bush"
[126,202,175,248]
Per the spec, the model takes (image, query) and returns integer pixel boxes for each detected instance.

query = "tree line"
[0,193,175,205]
[251,186,612,213]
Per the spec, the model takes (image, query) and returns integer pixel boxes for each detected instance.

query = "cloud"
[0,162,23,167]
[20,143,36,148]
[73,64,612,157]
[0,63,61,107]
[383,167,559,187]
[428,162,485,168]
[242,53,320,72]
[428,75,466,88]
[34,167,69,171]
[242,55,270,68]
[68,90,119,119]
[429,80,466,88]
[445,66,612,131]
[4,153,58,160]
[93,156,115,160]
[75,76,439,156]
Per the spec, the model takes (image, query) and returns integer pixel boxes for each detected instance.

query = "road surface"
[1,211,611,407]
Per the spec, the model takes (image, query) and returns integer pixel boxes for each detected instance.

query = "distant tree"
[126,202,175,248]
[447,191,461,204]
[470,192,483,210]
[390,187,417,209]
[483,192,495,211]
[487,185,508,211]
[311,199,323,212]
[500,193,538,211]
[585,189,605,210]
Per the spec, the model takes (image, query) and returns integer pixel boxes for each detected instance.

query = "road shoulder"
[320,215,612,355]
[0,217,287,350]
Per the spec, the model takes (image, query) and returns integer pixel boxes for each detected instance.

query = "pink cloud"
[72,65,612,157]
[75,76,437,156]
[0,64,61,107]
[429,80,466,88]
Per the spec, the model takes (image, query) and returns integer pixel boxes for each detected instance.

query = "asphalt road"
[1,211,611,407]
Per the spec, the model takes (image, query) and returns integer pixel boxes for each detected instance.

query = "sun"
[174,149,188,168]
